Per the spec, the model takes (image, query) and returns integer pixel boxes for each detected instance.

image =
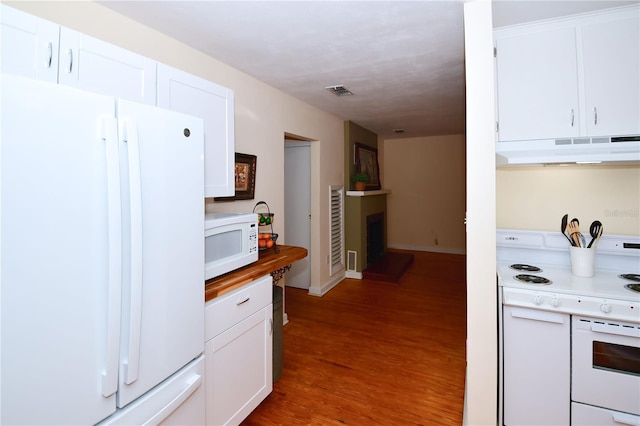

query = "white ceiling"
[99,1,638,140]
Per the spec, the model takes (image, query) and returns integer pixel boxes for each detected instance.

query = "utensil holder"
[569,246,596,277]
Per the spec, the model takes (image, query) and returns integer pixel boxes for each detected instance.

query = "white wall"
[9,0,345,295]
[464,2,497,425]
[382,134,466,254]
[497,165,640,235]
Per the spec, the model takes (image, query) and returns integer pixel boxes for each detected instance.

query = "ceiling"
[99,1,638,140]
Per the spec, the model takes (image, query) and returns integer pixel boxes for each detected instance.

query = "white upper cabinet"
[581,15,640,136]
[1,5,60,82]
[58,28,156,105]
[157,64,235,198]
[495,26,580,141]
[1,4,156,105]
[495,6,640,142]
[3,4,235,198]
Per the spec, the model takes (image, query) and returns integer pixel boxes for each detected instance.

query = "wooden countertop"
[205,245,308,302]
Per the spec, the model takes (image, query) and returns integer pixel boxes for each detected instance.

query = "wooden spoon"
[567,218,582,247]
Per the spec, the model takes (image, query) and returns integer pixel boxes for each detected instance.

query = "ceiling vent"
[325,85,353,97]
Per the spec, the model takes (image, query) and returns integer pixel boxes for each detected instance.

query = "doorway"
[284,140,311,289]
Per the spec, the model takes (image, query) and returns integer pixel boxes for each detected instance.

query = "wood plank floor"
[242,250,467,426]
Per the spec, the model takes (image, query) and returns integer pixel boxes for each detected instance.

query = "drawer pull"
[612,412,640,426]
[236,297,250,306]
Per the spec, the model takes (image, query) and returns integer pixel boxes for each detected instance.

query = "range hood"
[496,135,640,166]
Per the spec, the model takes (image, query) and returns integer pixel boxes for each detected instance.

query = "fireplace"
[366,212,385,265]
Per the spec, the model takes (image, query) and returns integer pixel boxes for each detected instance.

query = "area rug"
[362,252,414,283]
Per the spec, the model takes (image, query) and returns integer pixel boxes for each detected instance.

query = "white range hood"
[496,136,640,166]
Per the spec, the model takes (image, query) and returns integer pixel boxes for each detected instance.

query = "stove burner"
[625,284,640,293]
[619,274,640,283]
[510,264,542,273]
[513,274,552,285]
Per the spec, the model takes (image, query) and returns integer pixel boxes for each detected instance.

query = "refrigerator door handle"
[102,116,123,397]
[123,119,144,386]
[142,374,202,426]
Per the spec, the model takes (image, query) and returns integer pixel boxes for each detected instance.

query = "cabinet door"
[581,14,640,136]
[502,306,570,425]
[0,4,59,82]
[495,27,580,141]
[58,28,156,105]
[205,306,272,426]
[157,64,235,198]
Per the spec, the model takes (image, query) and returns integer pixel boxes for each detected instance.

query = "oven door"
[572,316,640,416]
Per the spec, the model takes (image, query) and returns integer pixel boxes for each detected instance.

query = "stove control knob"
[551,297,561,308]
[533,295,544,305]
[600,303,612,314]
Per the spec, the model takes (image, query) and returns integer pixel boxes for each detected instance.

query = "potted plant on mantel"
[351,173,369,191]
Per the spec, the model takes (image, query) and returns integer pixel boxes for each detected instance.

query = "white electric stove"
[497,228,640,426]
[497,228,640,323]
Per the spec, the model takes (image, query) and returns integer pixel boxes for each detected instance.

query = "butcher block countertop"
[205,245,308,302]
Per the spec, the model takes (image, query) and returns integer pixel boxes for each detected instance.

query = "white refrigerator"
[1,75,206,425]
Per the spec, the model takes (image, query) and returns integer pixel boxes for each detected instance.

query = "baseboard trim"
[345,270,363,280]
[308,273,344,297]
[387,243,466,255]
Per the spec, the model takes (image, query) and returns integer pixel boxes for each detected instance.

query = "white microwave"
[204,212,258,280]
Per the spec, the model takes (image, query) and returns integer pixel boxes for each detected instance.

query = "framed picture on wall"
[354,143,381,190]
[214,153,257,201]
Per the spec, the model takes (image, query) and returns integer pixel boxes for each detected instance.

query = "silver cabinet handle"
[66,48,73,74]
[570,108,575,127]
[236,297,250,306]
[593,107,598,125]
[46,42,53,68]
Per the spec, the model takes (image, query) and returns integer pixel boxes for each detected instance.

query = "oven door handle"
[612,411,640,426]
[591,322,640,338]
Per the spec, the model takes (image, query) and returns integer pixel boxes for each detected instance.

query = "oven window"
[593,341,640,376]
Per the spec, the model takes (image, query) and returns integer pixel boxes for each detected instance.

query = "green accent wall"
[344,121,387,273]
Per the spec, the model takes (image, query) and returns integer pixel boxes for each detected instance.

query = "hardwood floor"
[242,250,467,426]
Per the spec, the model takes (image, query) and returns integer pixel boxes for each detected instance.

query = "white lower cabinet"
[205,275,273,426]
[503,306,570,425]
[572,402,640,426]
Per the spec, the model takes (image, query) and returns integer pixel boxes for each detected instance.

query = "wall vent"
[347,251,357,272]
[329,185,345,276]
[325,85,354,97]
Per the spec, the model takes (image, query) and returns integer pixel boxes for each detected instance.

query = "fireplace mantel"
[346,189,391,197]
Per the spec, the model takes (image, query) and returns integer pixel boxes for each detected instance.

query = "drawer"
[572,402,640,426]
[205,274,272,341]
